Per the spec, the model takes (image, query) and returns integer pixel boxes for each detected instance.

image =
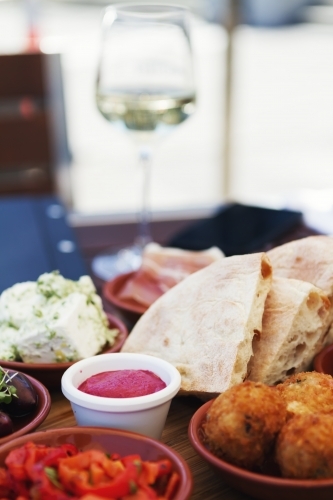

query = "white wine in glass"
[92,3,196,281]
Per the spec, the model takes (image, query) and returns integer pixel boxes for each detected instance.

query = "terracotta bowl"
[314,344,333,377]
[0,372,51,446]
[0,313,128,391]
[188,399,333,500]
[103,271,147,321]
[0,427,193,500]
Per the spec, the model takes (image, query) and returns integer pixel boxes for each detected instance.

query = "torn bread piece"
[248,277,331,386]
[121,252,272,399]
[267,235,333,343]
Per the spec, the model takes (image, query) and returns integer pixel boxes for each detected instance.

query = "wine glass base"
[91,245,143,281]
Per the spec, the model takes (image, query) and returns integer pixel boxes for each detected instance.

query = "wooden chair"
[0,52,71,198]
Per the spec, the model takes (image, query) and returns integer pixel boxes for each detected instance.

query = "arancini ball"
[275,371,333,419]
[203,381,287,470]
[276,413,333,478]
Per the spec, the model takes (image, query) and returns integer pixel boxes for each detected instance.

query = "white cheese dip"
[0,272,118,363]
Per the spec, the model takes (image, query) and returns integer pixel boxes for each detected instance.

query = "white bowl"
[61,352,181,440]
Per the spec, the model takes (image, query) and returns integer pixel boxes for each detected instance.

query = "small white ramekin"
[61,353,181,440]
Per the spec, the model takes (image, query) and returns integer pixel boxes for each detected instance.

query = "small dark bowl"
[103,271,147,321]
[314,344,333,377]
[0,313,128,391]
[0,427,193,500]
[0,372,51,446]
[188,399,333,500]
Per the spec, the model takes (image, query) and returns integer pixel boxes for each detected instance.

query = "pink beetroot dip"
[78,369,167,398]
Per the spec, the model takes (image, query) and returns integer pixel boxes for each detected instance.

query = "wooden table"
[36,215,320,500]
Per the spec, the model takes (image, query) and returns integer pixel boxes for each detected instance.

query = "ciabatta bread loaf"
[121,252,272,398]
[248,277,331,385]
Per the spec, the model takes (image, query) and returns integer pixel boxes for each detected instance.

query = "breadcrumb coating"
[276,413,333,478]
[275,371,333,419]
[203,381,287,470]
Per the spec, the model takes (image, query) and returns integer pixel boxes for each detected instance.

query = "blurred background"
[1,0,333,232]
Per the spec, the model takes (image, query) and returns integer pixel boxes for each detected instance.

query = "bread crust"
[267,235,333,296]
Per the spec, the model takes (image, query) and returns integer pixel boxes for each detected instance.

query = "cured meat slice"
[118,243,224,308]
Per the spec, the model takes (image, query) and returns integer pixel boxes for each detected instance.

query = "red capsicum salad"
[0,441,180,500]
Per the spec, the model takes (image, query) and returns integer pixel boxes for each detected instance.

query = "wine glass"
[91,3,196,281]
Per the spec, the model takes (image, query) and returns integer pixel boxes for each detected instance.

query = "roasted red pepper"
[0,443,179,500]
[59,453,140,497]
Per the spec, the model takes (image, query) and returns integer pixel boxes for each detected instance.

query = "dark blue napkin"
[0,196,87,293]
[168,203,303,256]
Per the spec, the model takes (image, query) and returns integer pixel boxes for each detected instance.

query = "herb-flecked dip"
[78,369,167,398]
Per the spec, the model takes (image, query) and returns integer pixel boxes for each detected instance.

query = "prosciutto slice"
[118,243,224,308]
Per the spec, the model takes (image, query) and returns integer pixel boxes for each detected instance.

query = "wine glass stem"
[135,145,153,249]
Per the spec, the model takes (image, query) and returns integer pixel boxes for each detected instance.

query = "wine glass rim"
[104,2,190,19]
